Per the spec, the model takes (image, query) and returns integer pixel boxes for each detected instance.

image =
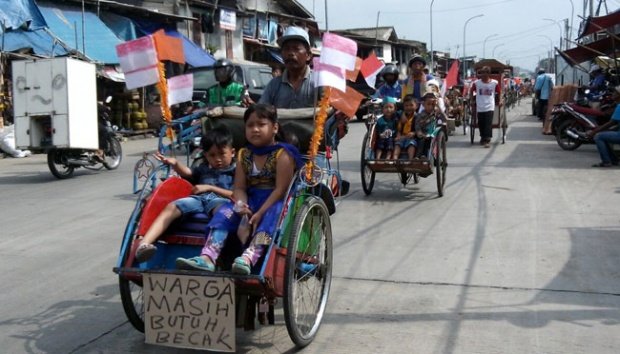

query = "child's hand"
[153,152,178,167]
[192,185,211,194]
[249,210,264,228]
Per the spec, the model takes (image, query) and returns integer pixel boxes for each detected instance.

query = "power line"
[380,0,516,15]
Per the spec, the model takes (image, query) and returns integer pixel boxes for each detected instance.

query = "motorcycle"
[47,96,123,179]
[553,102,611,150]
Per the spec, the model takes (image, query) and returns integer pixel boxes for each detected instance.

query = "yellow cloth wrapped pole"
[155,62,174,141]
[305,87,331,181]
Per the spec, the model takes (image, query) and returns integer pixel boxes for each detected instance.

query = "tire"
[47,149,75,179]
[556,120,584,151]
[118,202,145,332]
[360,132,375,195]
[283,196,332,348]
[462,108,469,136]
[469,112,476,144]
[103,137,123,170]
[531,98,537,116]
[434,131,447,197]
[399,172,412,186]
[119,275,145,332]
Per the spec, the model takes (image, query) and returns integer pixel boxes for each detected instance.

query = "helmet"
[381,64,399,78]
[214,58,235,82]
[408,55,426,67]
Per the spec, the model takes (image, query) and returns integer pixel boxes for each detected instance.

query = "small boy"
[394,95,418,160]
[135,126,236,262]
[374,96,399,160]
[415,92,445,159]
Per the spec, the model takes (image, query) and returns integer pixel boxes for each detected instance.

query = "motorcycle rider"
[373,64,402,99]
[207,58,246,106]
[586,85,620,167]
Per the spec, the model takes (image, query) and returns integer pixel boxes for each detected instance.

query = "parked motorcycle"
[553,102,611,150]
[47,96,123,179]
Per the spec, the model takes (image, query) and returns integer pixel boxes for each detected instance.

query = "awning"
[97,65,125,82]
[559,36,617,65]
[38,4,122,64]
[577,10,620,39]
[0,28,69,57]
[166,30,215,67]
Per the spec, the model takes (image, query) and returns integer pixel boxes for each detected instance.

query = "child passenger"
[374,96,399,160]
[134,126,236,262]
[176,104,302,274]
[393,95,418,160]
[415,92,445,159]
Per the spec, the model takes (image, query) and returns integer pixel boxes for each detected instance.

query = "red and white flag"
[116,36,160,90]
[360,52,385,88]
[441,60,460,97]
[167,73,193,106]
[320,32,357,71]
[313,58,346,92]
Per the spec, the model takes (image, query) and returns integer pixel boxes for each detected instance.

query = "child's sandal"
[231,257,251,275]
[175,256,215,272]
[135,243,157,263]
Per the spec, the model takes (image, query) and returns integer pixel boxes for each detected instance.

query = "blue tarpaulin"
[1,29,69,56]
[38,4,122,64]
[0,0,46,30]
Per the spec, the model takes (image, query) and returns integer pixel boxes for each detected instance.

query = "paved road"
[1,98,619,353]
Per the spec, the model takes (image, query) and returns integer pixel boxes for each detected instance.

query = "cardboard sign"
[143,274,235,352]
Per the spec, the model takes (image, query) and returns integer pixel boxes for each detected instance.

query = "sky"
[298,0,620,72]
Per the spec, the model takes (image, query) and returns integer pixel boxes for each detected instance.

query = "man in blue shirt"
[259,26,316,108]
[587,86,620,167]
[534,69,554,121]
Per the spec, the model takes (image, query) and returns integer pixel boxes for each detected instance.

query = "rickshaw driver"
[470,66,501,148]
[258,26,316,109]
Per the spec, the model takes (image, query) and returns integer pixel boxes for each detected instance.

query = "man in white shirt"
[470,66,501,148]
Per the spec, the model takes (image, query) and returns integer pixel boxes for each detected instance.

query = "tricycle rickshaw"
[114,106,344,351]
[360,99,448,197]
[468,59,512,145]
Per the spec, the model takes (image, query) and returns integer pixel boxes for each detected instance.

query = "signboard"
[219,9,236,31]
[144,274,235,352]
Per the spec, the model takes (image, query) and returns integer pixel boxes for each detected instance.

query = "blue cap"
[277,26,310,48]
[383,96,398,104]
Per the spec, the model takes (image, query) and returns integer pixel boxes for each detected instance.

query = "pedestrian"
[586,85,620,167]
[534,69,553,121]
[470,66,500,148]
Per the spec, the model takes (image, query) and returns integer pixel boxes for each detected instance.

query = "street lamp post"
[491,43,504,57]
[544,18,563,50]
[537,34,554,73]
[482,33,498,59]
[462,14,484,81]
[430,0,436,74]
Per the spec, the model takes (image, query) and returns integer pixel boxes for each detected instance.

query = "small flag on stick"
[360,52,385,88]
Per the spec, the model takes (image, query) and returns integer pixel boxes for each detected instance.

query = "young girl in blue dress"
[176,103,302,274]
